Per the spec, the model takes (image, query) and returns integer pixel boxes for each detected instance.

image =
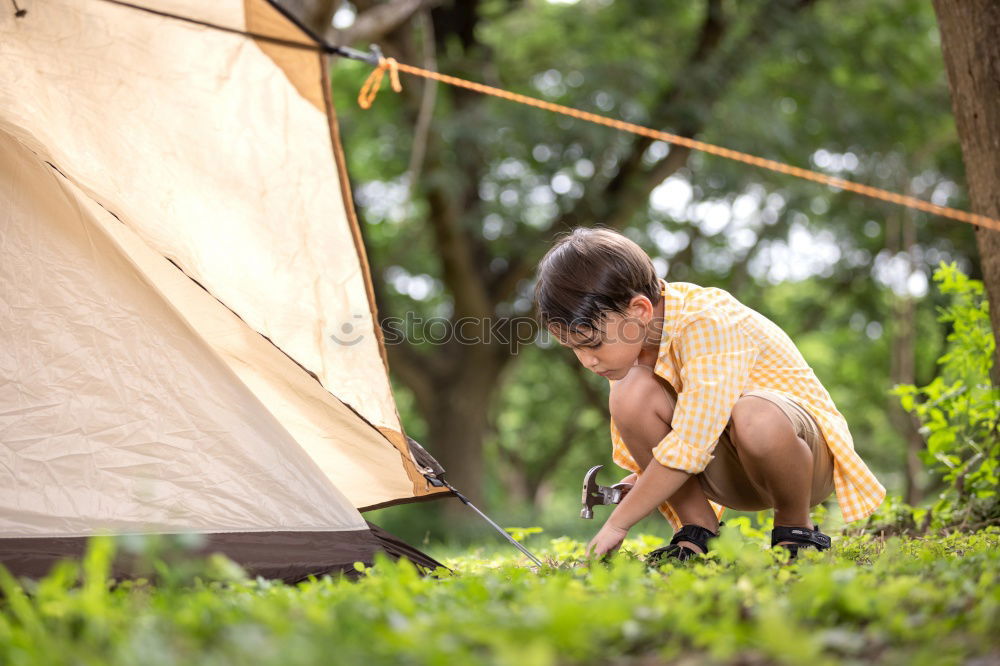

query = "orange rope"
[358,57,402,109]
[358,58,1000,233]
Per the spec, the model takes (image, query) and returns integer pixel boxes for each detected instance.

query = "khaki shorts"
[698,390,836,511]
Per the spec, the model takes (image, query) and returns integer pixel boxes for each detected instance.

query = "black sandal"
[646,524,720,564]
[770,525,832,559]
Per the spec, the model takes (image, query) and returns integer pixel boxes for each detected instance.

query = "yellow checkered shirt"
[610,280,885,528]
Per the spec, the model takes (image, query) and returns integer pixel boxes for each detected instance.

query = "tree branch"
[491,0,820,306]
[331,0,434,45]
[491,0,727,303]
[406,9,438,190]
[592,0,725,217]
[372,2,493,320]
[279,0,338,37]
[423,177,494,318]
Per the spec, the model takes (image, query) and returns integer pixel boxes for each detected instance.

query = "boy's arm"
[650,313,758,475]
[587,462,690,556]
[609,462,689,528]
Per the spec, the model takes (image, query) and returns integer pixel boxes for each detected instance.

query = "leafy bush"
[892,262,999,529]
[1,529,998,666]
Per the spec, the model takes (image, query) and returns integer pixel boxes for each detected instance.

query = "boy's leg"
[728,395,814,530]
[610,368,717,552]
[668,476,720,544]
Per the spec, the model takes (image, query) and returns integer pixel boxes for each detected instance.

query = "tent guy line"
[357,56,1000,234]
[94,0,380,64]
[83,0,999,233]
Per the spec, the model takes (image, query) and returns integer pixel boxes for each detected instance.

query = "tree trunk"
[933,0,1000,384]
[886,208,925,505]
[422,350,507,510]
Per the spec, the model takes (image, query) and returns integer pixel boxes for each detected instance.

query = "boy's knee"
[730,396,789,457]
[609,368,675,427]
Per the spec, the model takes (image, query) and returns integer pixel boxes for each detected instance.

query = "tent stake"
[440,480,544,567]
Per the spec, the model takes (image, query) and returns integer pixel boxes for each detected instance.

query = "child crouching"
[534,228,885,560]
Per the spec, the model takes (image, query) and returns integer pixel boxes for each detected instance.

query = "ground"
[1,524,997,665]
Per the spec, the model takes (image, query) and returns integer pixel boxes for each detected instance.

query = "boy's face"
[548,297,655,381]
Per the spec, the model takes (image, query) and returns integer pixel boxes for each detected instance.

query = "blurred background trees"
[283,0,984,538]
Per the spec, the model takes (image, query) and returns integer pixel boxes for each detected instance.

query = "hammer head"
[581,465,604,519]
[581,465,632,518]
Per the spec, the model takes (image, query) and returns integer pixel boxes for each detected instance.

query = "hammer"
[580,464,633,519]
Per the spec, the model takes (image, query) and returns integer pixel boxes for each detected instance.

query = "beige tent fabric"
[124,1,255,32]
[96,154,418,510]
[0,0,400,436]
[0,0,448,510]
[244,0,328,110]
[0,130,368,537]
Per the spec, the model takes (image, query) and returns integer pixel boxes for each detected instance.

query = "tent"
[0,0,450,581]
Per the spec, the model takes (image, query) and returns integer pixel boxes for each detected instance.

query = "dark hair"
[534,227,661,333]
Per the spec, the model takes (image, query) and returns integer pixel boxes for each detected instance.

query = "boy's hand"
[586,521,629,558]
[617,473,638,497]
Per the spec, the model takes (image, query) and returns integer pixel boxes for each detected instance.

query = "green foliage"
[504,526,544,542]
[2,530,998,665]
[893,263,999,520]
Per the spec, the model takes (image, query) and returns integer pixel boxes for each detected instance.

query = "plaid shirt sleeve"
[651,313,758,474]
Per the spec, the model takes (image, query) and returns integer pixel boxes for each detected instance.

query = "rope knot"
[358,57,402,109]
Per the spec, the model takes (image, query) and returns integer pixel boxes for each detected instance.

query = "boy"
[534,228,884,559]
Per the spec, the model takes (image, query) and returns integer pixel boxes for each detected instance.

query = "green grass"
[1,525,998,666]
